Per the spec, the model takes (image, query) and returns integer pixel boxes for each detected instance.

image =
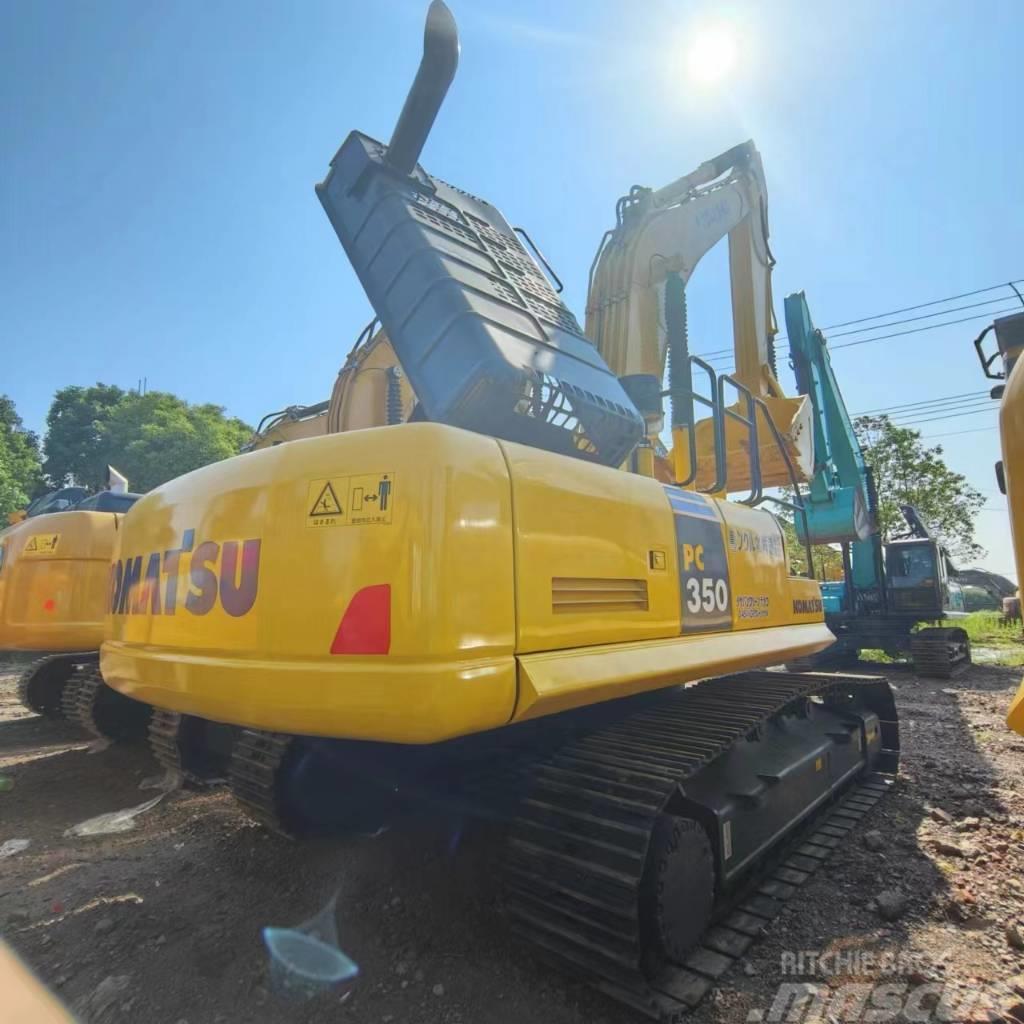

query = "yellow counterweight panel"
[504,443,682,655]
[101,424,518,743]
[102,423,834,744]
[0,511,121,651]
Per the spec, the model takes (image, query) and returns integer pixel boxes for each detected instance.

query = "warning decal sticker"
[24,534,60,556]
[310,481,343,518]
[306,473,394,528]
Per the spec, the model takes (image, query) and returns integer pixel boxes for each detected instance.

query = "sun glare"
[686,26,738,85]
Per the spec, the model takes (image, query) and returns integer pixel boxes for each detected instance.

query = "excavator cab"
[884,538,965,614]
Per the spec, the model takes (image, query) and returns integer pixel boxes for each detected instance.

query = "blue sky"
[2,0,1021,576]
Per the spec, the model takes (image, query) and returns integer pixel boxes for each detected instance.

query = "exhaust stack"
[384,1,459,176]
[316,2,644,467]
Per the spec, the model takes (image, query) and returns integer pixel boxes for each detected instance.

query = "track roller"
[16,653,93,718]
[149,710,235,785]
[910,626,970,678]
[61,665,152,741]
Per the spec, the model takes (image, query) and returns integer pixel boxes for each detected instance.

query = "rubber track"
[228,729,294,835]
[60,665,105,736]
[149,710,186,776]
[911,628,970,679]
[501,670,898,1021]
[16,652,95,718]
[60,665,151,741]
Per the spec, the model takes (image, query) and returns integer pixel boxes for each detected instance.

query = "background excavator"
[974,309,1024,733]
[784,292,971,676]
[244,324,416,450]
[0,471,151,740]
[98,3,898,1018]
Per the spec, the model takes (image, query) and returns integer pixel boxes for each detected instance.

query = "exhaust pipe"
[385,1,460,176]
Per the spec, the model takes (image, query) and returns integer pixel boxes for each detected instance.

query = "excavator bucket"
[672,393,813,495]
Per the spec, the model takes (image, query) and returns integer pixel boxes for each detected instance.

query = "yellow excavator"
[99,4,898,1016]
[0,475,151,740]
[974,309,1024,734]
[244,326,415,450]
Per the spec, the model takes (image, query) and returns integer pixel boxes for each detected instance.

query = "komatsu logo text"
[110,529,261,618]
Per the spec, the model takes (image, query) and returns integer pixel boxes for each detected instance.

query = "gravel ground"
[1,656,1022,1024]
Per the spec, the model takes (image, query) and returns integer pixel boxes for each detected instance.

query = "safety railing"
[664,355,815,577]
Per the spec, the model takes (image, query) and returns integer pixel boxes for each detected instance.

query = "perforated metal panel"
[316,132,643,466]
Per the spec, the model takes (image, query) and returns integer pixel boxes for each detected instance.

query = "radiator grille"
[551,577,649,614]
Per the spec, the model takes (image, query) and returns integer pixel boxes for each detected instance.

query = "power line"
[828,295,1015,340]
[895,407,998,426]
[856,389,988,416]
[856,396,994,422]
[693,305,1015,362]
[887,401,996,423]
[831,307,1021,351]
[920,426,996,439]
[690,278,1023,361]
[823,281,1023,331]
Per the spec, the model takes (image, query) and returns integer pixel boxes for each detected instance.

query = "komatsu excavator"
[99,4,898,1016]
[0,473,151,740]
[974,309,1024,734]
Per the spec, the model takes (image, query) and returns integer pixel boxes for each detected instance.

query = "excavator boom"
[586,143,811,491]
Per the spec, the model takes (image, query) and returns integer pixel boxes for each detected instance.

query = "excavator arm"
[587,142,777,392]
[586,143,812,491]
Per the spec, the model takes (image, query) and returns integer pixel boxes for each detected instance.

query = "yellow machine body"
[0,511,123,651]
[998,345,1024,734]
[101,423,832,744]
[327,330,414,433]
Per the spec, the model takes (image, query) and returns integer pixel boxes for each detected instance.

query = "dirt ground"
[1,656,1023,1024]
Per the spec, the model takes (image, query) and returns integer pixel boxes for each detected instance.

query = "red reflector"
[330,584,391,655]
[43,598,56,612]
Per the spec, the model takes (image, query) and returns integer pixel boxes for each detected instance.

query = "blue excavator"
[784,292,971,676]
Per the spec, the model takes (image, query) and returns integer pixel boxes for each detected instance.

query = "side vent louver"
[552,578,649,614]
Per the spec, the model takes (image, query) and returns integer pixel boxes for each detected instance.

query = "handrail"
[662,355,815,578]
[750,395,815,577]
[717,374,762,506]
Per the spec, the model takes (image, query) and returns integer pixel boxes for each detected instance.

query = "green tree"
[854,414,986,561]
[0,396,44,520]
[43,384,127,489]
[779,517,844,580]
[101,393,252,492]
[42,385,252,493]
